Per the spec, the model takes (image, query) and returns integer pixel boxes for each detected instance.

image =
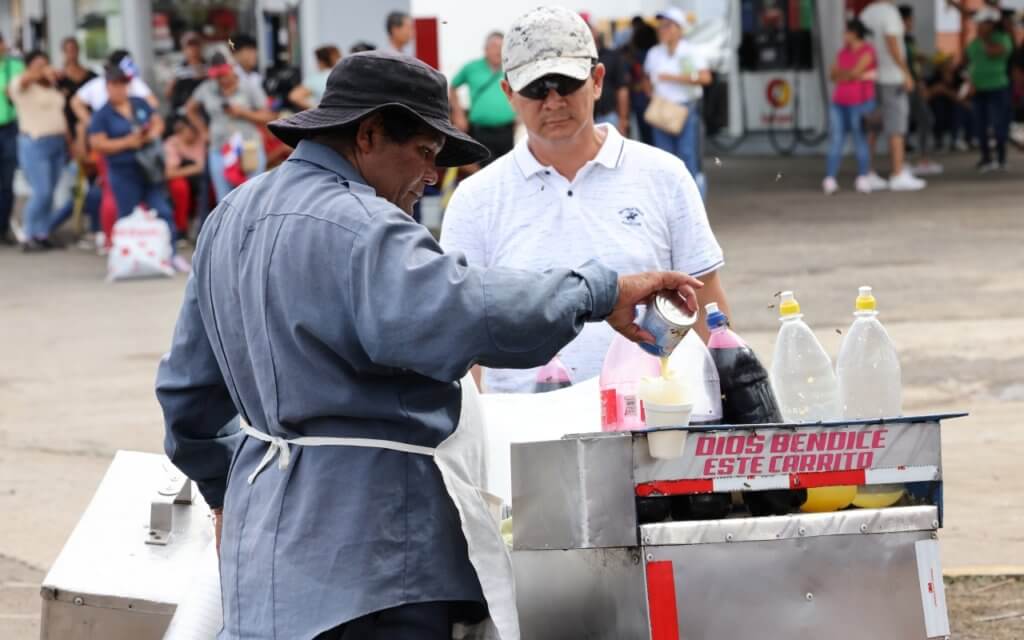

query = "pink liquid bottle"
[599,334,661,431]
[534,355,573,393]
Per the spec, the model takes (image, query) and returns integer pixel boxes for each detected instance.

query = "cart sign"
[695,426,888,476]
[635,422,942,483]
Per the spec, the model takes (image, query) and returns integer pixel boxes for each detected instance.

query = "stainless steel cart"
[511,414,960,640]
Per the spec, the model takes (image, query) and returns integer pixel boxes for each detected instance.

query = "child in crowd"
[823,19,877,195]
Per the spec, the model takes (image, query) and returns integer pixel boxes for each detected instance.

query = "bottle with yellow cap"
[837,286,905,509]
[769,291,842,423]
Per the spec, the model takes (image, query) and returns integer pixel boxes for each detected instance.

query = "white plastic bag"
[107,206,174,281]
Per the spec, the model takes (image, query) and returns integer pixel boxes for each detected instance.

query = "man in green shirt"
[0,33,25,244]
[966,8,1013,171]
[449,32,516,168]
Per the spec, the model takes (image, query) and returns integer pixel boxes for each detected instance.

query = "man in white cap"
[441,6,730,394]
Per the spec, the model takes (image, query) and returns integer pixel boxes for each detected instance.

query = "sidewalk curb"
[945,566,1024,577]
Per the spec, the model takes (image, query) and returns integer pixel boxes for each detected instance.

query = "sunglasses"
[517,64,596,100]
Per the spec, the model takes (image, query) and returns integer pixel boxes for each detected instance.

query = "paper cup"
[644,402,693,428]
[647,430,688,459]
[643,402,692,459]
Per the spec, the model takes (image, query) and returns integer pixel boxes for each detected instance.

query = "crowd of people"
[0,3,1020,263]
[824,0,1023,195]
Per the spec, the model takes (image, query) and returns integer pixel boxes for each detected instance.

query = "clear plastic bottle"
[600,334,661,431]
[769,291,842,423]
[837,286,902,419]
[770,291,850,513]
[668,331,723,424]
[534,355,573,393]
[838,286,905,509]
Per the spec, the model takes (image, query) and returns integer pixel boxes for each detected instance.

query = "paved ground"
[0,151,1021,637]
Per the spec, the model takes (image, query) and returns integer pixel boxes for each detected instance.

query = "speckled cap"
[502,6,598,93]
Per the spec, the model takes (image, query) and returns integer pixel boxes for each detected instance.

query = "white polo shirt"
[440,124,724,394]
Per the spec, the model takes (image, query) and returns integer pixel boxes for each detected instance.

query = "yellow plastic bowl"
[852,484,905,509]
[801,485,857,513]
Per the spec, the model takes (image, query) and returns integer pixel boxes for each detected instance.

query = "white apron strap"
[240,424,436,484]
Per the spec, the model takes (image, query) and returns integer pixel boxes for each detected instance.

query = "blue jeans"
[208,143,267,203]
[0,123,20,236]
[107,160,176,250]
[49,166,101,235]
[17,134,67,240]
[825,100,875,178]
[973,88,1011,165]
[651,100,706,199]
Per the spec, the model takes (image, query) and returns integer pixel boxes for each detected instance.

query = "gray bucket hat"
[268,50,489,167]
[502,6,598,93]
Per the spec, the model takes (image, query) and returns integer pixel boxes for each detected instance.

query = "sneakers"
[76,233,95,251]
[911,160,944,176]
[822,177,839,195]
[172,255,193,274]
[953,140,969,152]
[888,170,926,191]
[854,175,873,194]
[976,160,999,174]
[865,172,889,191]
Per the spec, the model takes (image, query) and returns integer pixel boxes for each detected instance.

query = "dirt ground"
[947,576,1024,639]
[0,150,1021,638]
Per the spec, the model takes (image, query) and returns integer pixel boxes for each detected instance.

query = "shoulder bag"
[644,94,689,136]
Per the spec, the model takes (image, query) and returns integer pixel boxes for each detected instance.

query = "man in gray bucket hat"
[156,49,703,639]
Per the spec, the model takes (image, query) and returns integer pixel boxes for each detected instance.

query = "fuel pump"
[711,0,833,155]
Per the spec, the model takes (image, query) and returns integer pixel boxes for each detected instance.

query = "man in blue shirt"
[156,50,701,639]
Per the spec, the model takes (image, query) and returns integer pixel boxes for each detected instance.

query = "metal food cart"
[511,414,960,640]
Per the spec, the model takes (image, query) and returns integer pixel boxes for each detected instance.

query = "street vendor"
[441,6,730,394]
[155,50,702,640]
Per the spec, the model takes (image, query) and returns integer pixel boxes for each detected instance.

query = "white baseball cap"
[656,7,688,29]
[502,6,598,93]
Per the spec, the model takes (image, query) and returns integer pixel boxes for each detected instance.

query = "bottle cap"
[855,285,877,312]
[704,302,728,329]
[779,291,801,317]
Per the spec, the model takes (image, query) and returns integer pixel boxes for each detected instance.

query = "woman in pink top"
[823,19,877,195]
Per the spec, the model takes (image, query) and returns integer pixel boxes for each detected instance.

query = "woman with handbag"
[87,64,187,271]
[643,8,711,199]
[7,50,67,252]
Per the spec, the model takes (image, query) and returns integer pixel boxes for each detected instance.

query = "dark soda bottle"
[705,303,807,515]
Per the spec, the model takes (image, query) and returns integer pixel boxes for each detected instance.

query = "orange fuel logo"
[766,78,792,109]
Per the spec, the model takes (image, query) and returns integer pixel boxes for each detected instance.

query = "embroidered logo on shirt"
[618,207,644,227]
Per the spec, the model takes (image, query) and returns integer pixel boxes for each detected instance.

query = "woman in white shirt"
[643,8,711,198]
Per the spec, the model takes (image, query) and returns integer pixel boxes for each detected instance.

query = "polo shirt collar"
[288,139,367,186]
[513,123,627,180]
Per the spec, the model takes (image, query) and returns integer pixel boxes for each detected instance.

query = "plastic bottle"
[668,331,723,424]
[837,286,905,509]
[770,291,842,423]
[769,291,850,513]
[534,355,573,393]
[704,303,807,516]
[600,334,661,432]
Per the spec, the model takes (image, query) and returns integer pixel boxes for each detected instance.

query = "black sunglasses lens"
[519,74,587,100]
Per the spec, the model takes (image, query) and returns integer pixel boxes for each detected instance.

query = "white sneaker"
[822,177,839,195]
[888,170,926,191]
[911,160,944,176]
[953,140,969,152]
[854,175,872,194]
[95,232,108,257]
[865,172,889,191]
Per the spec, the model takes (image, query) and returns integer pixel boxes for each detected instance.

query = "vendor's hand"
[607,272,704,344]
